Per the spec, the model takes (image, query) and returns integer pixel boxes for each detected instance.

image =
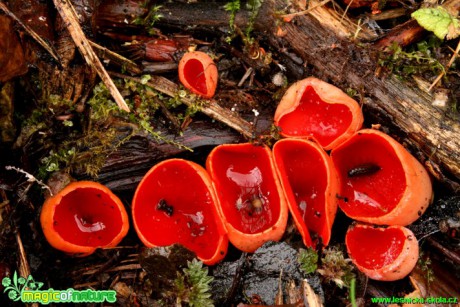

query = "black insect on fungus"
[157,199,174,216]
[347,163,381,178]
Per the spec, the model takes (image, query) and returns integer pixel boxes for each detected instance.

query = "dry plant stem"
[427,237,460,265]
[281,0,332,20]
[369,8,408,21]
[89,41,142,75]
[429,40,460,91]
[0,2,59,62]
[16,232,39,307]
[275,269,284,304]
[109,72,253,138]
[341,0,354,23]
[142,62,178,74]
[82,264,142,276]
[0,190,39,307]
[238,67,254,87]
[16,233,30,286]
[5,166,53,196]
[374,19,425,49]
[52,0,130,112]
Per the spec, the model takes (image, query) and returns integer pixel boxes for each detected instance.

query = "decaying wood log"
[155,0,460,189]
[82,120,243,191]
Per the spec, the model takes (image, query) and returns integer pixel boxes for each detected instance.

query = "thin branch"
[341,0,354,23]
[109,72,254,138]
[5,166,53,196]
[0,1,60,63]
[52,0,130,112]
[89,40,142,75]
[281,0,332,20]
[429,39,460,91]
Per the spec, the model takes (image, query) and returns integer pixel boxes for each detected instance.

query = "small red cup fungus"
[330,129,432,226]
[273,138,339,247]
[206,143,288,252]
[132,159,228,265]
[178,51,218,98]
[346,224,419,281]
[40,181,129,256]
[274,77,364,150]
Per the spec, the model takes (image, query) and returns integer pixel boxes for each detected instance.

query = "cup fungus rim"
[178,50,218,99]
[40,181,129,256]
[274,77,364,150]
[206,143,289,253]
[346,223,419,281]
[331,129,432,226]
[273,138,339,247]
[132,158,228,265]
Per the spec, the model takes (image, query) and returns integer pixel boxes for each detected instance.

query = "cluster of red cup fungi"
[40,52,432,281]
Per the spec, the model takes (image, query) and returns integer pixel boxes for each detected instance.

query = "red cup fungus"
[330,129,432,226]
[178,51,218,98]
[132,159,228,265]
[346,224,419,281]
[273,138,339,247]
[40,181,129,256]
[206,143,288,252]
[274,77,364,150]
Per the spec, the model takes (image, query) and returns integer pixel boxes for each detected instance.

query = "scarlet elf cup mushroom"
[330,129,432,226]
[178,51,218,98]
[132,159,228,265]
[273,138,339,247]
[40,181,129,256]
[345,224,419,281]
[206,143,288,253]
[274,77,364,150]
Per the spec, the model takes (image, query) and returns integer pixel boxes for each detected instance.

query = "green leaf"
[412,7,460,40]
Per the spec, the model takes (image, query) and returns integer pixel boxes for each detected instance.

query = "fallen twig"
[281,0,332,21]
[109,72,254,138]
[52,0,130,112]
[82,264,142,276]
[429,39,460,91]
[89,40,142,75]
[5,166,53,196]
